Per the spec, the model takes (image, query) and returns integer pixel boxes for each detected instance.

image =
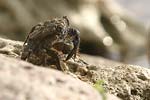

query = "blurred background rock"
[0,0,149,67]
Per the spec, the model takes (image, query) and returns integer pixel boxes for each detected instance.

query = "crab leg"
[66,28,80,61]
[46,48,62,71]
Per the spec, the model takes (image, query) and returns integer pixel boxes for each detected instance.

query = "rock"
[0,37,22,58]
[1,36,150,100]
[0,54,103,100]
[4,37,150,100]
[0,37,121,100]
[82,54,150,100]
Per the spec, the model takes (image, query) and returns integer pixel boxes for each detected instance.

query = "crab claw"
[66,28,80,61]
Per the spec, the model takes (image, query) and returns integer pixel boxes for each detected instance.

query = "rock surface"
[0,37,121,100]
[0,37,22,58]
[1,37,150,100]
[82,54,150,100]
[0,54,102,100]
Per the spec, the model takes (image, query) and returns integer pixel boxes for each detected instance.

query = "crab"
[21,16,80,71]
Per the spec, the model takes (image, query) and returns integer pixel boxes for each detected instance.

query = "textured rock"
[0,37,121,100]
[0,37,22,58]
[0,54,102,100]
[3,39,150,100]
[82,54,150,100]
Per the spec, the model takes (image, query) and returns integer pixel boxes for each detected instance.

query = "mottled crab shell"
[27,16,70,41]
[21,16,80,71]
